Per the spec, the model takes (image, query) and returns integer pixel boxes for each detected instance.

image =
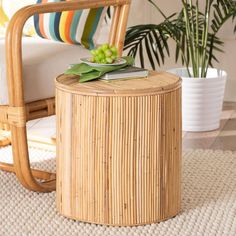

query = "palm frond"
[124,23,171,69]
[211,0,236,33]
[124,0,236,76]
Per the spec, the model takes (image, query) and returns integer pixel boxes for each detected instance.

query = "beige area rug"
[0,147,236,236]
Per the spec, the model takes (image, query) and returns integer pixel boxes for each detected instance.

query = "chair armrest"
[5,0,131,107]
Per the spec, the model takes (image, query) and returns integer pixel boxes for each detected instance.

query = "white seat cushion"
[0,37,91,105]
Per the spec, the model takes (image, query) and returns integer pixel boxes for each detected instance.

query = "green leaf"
[144,36,155,69]
[124,23,170,69]
[64,56,135,83]
[148,32,161,66]
[139,42,144,68]
[123,0,236,76]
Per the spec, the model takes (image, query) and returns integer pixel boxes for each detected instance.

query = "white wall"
[2,0,35,17]
[127,0,236,102]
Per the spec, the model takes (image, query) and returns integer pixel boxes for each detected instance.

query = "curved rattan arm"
[5,0,131,192]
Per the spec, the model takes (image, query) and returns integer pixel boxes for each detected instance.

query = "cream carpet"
[0,147,236,236]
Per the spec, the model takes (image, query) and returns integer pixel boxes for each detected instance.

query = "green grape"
[110,46,118,55]
[101,59,106,64]
[98,47,103,53]
[90,44,118,64]
[90,50,96,56]
[106,57,113,64]
[94,55,99,62]
[102,44,109,51]
[105,49,112,57]
[98,52,105,60]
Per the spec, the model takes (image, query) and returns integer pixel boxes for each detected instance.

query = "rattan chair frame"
[0,0,131,192]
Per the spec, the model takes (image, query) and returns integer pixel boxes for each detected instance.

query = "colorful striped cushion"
[34,0,107,49]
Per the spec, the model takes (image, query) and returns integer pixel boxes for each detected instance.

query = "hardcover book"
[100,66,149,80]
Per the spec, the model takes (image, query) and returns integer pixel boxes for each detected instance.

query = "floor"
[182,102,236,151]
[26,102,236,151]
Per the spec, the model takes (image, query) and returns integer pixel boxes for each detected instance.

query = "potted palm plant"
[125,0,236,131]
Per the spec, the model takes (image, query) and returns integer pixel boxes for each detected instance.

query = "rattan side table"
[55,71,182,226]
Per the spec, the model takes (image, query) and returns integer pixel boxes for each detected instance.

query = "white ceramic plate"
[80,57,126,67]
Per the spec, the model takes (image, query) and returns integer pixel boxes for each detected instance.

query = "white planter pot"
[168,68,227,132]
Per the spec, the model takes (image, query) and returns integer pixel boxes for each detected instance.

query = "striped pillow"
[34,0,107,49]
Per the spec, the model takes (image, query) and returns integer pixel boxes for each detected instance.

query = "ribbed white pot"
[168,68,227,132]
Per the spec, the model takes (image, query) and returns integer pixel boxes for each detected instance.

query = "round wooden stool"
[55,71,182,226]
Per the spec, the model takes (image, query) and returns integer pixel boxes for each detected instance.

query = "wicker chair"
[0,0,131,192]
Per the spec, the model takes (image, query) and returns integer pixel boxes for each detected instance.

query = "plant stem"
[148,0,192,76]
[188,0,198,76]
[201,0,211,77]
[195,0,199,76]
[182,0,196,76]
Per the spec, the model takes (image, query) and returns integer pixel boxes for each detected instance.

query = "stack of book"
[100,66,148,80]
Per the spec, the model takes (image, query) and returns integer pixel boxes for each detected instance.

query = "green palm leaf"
[124,24,171,69]
[211,0,236,33]
[124,0,236,77]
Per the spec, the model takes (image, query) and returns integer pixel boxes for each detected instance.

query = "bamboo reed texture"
[56,71,182,226]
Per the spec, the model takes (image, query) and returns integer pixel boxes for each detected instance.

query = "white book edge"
[100,67,149,80]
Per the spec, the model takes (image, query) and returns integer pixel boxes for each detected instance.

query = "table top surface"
[55,71,181,96]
